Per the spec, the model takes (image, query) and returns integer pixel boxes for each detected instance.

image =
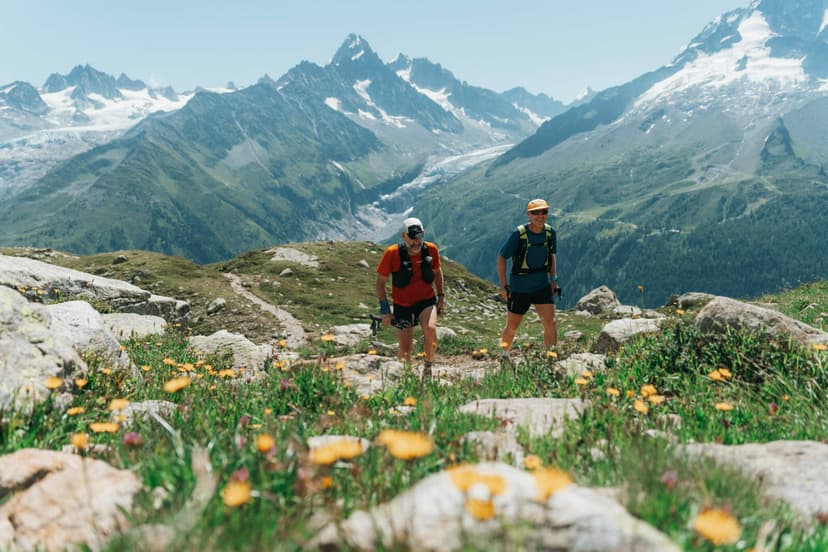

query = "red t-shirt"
[377,242,441,307]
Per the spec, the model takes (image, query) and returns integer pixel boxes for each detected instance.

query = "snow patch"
[636,11,807,106]
[351,49,365,61]
[820,9,828,34]
[352,79,410,128]
[324,97,343,111]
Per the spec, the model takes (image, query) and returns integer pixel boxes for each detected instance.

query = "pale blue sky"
[2,0,748,103]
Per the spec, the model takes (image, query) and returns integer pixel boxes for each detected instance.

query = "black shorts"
[507,286,554,315]
[393,297,437,329]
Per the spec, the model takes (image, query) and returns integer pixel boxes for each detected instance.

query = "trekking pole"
[369,313,383,337]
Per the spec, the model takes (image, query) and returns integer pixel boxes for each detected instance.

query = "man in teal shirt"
[497,198,559,357]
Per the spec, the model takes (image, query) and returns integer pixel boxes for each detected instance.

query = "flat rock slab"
[459,398,588,438]
[681,440,828,518]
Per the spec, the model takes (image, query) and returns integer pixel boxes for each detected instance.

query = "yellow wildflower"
[633,400,649,414]
[581,370,592,378]
[163,376,191,393]
[715,402,734,411]
[44,376,62,390]
[67,406,85,416]
[676,309,685,316]
[574,377,589,386]
[465,498,495,520]
[256,433,275,453]
[71,432,88,450]
[648,395,666,405]
[376,429,433,460]
[533,467,574,502]
[547,350,558,359]
[524,455,542,470]
[708,369,724,382]
[222,481,252,507]
[367,349,378,355]
[814,343,827,351]
[141,365,152,372]
[108,398,130,411]
[310,439,364,465]
[74,378,88,388]
[162,357,176,366]
[606,387,621,397]
[640,384,657,397]
[448,466,507,495]
[90,422,120,433]
[278,339,287,348]
[403,397,417,406]
[320,334,334,342]
[499,341,510,349]
[692,508,741,545]
[100,368,112,375]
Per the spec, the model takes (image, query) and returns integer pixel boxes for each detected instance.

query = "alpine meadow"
[2,1,828,551]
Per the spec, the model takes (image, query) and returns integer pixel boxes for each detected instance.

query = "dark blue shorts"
[393,297,437,329]
[507,286,554,315]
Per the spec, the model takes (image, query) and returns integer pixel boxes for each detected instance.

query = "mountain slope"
[419,0,828,307]
[0,83,385,262]
[0,34,552,261]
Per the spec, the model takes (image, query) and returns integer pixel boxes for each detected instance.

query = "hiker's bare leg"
[500,312,524,352]
[420,306,438,363]
[397,327,414,365]
[536,303,558,348]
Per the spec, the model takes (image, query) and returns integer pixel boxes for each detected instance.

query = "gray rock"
[330,323,373,346]
[681,440,828,518]
[44,301,133,372]
[358,259,370,268]
[558,353,608,378]
[308,462,678,551]
[188,330,272,372]
[0,449,142,551]
[0,254,188,325]
[696,296,828,348]
[335,354,406,396]
[0,287,87,412]
[102,313,167,340]
[596,318,663,354]
[206,297,226,315]
[459,398,588,438]
[612,305,642,318]
[576,286,620,317]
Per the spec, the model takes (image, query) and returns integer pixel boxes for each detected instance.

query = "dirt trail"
[223,272,306,348]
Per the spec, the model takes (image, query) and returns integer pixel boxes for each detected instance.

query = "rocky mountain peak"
[331,34,383,69]
[43,64,123,100]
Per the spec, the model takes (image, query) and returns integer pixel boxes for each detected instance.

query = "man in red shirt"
[376,217,445,378]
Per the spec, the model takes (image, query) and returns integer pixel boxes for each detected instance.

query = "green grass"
[3,245,828,549]
[3,309,828,550]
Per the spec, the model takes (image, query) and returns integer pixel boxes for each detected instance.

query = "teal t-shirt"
[499,225,556,293]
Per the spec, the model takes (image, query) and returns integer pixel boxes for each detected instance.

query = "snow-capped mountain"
[388,54,544,133]
[503,0,828,170]
[426,0,828,308]
[0,65,195,198]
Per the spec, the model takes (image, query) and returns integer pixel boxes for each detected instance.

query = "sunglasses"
[529,209,548,215]
[407,227,424,239]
